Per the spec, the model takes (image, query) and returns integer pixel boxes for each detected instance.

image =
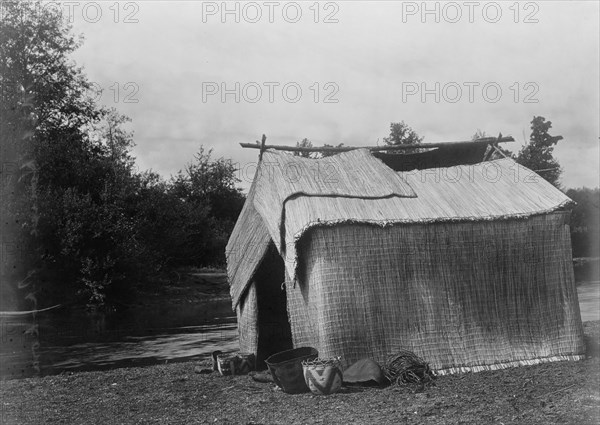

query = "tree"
[381,122,424,154]
[320,143,345,158]
[170,148,245,266]
[1,2,140,307]
[1,2,248,307]
[1,1,96,307]
[383,122,424,146]
[294,138,318,158]
[515,116,563,187]
[172,147,244,223]
[292,139,344,158]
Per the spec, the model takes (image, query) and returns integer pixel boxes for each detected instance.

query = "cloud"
[70,1,599,189]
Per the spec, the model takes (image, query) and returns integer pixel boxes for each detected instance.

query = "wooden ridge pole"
[240,136,515,153]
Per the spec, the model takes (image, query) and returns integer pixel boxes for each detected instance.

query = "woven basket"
[302,357,343,395]
[236,352,255,375]
[266,347,318,394]
[216,354,237,376]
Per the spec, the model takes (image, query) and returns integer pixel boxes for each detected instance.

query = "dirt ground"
[1,322,598,424]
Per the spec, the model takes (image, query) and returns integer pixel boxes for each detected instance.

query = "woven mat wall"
[285,213,584,370]
[237,282,258,354]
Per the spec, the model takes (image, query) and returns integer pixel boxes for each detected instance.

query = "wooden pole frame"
[241,136,515,154]
[258,134,267,161]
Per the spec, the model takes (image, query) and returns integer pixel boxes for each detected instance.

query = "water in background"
[578,281,600,322]
[1,281,599,380]
[0,298,237,379]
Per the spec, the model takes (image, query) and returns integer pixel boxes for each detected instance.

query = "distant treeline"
[1,2,244,309]
[567,188,600,259]
[2,132,244,309]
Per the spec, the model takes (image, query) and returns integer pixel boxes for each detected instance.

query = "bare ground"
[1,322,598,425]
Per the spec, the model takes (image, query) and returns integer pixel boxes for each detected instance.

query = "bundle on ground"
[383,350,436,385]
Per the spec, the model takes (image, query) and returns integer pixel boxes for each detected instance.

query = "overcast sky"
[68,0,599,190]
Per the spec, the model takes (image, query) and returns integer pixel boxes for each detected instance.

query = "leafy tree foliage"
[170,148,245,265]
[294,138,318,158]
[515,116,563,187]
[320,143,345,158]
[382,121,424,154]
[383,122,424,146]
[480,117,564,184]
[1,2,244,308]
[293,139,344,158]
[1,1,105,307]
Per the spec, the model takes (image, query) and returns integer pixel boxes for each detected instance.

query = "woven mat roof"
[226,180,271,308]
[227,149,572,308]
[253,149,417,253]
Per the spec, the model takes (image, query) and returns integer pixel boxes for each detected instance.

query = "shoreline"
[2,259,597,312]
[1,322,598,424]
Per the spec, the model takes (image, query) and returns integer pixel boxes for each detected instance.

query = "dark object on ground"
[249,370,274,383]
[343,358,386,386]
[383,350,436,386]
[212,351,222,371]
[265,347,318,394]
[194,366,213,374]
[236,352,256,374]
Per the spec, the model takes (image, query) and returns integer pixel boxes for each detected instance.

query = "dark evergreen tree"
[516,116,564,187]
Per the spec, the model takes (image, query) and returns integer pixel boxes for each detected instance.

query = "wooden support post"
[258,134,266,161]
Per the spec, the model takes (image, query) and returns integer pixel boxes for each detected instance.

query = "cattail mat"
[227,147,584,370]
[383,350,436,386]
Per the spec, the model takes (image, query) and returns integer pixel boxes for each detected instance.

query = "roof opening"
[373,143,490,172]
